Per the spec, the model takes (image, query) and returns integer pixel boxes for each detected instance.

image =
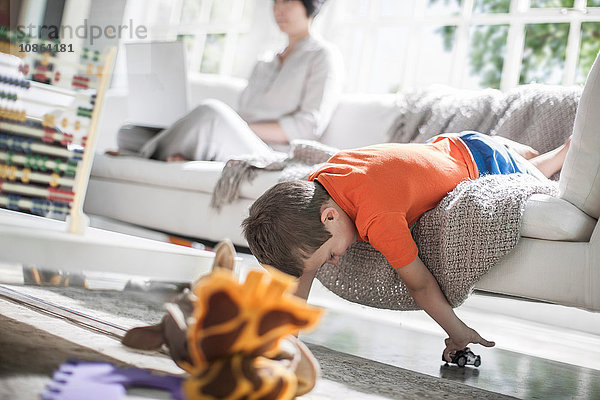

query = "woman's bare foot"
[529,136,571,178]
[166,154,188,162]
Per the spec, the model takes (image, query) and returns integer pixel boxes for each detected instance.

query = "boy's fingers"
[443,347,453,362]
[478,338,495,347]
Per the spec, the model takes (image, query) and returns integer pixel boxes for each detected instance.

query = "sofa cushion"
[320,93,398,149]
[521,194,596,242]
[91,153,281,200]
[559,51,600,218]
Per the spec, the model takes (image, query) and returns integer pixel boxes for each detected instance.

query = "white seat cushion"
[91,153,282,200]
[521,194,597,242]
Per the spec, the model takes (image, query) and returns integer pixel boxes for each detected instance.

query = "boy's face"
[303,204,357,273]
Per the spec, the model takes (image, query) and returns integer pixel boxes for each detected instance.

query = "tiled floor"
[303,285,600,399]
[237,252,600,400]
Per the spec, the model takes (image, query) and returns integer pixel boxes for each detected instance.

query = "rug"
[0,284,516,400]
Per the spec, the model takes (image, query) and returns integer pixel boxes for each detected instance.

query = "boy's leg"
[489,135,540,160]
[527,136,571,179]
[453,132,548,180]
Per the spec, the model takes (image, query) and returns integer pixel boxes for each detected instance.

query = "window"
[130,0,600,93]
[127,0,262,77]
[320,0,600,92]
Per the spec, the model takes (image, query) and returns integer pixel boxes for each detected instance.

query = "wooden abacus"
[0,28,115,234]
[0,29,214,283]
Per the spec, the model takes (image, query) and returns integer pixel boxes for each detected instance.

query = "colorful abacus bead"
[52,201,70,216]
[21,168,31,183]
[77,107,93,118]
[8,165,17,181]
[41,53,51,67]
[65,161,77,176]
[50,172,60,188]
[72,75,89,89]
[53,159,62,173]
[42,128,55,143]
[18,64,29,75]
[43,114,56,128]
[48,187,74,203]
[31,198,51,215]
[60,133,73,146]
[7,194,19,210]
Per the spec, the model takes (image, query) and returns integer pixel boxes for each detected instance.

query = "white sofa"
[85,55,600,311]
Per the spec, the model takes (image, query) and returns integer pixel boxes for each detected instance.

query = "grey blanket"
[211,140,338,209]
[387,84,580,154]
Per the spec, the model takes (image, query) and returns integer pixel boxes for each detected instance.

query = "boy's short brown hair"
[242,180,332,277]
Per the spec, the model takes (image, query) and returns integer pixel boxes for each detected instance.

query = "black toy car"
[442,348,481,368]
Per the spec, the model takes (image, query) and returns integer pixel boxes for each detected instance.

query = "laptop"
[125,41,191,128]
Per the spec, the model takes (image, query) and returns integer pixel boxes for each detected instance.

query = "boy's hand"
[393,257,495,362]
[443,327,495,362]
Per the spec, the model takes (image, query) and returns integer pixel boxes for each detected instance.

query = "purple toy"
[41,359,183,400]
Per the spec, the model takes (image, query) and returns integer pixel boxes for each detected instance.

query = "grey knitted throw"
[211,140,338,209]
[316,174,558,310]
[387,84,580,157]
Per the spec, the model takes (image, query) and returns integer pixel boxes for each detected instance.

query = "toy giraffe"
[122,240,323,399]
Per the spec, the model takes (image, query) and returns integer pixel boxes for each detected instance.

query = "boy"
[242,131,570,361]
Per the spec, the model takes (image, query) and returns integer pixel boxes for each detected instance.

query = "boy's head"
[242,180,356,278]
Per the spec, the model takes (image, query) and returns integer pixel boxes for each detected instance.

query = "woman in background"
[119,0,343,162]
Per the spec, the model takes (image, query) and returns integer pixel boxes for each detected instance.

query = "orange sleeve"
[364,213,419,269]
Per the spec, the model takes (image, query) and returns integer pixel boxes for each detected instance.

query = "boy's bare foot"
[166,154,188,162]
[529,136,571,178]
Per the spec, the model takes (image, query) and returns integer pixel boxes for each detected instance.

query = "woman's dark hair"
[301,0,326,17]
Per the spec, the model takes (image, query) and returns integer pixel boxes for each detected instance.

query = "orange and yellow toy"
[122,240,324,400]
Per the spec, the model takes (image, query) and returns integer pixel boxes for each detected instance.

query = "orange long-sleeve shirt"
[308,136,478,268]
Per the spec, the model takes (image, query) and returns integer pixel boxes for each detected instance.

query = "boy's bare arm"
[395,256,495,361]
[294,268,319,301]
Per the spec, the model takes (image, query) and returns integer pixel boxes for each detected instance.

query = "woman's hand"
[443,327,495,362]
